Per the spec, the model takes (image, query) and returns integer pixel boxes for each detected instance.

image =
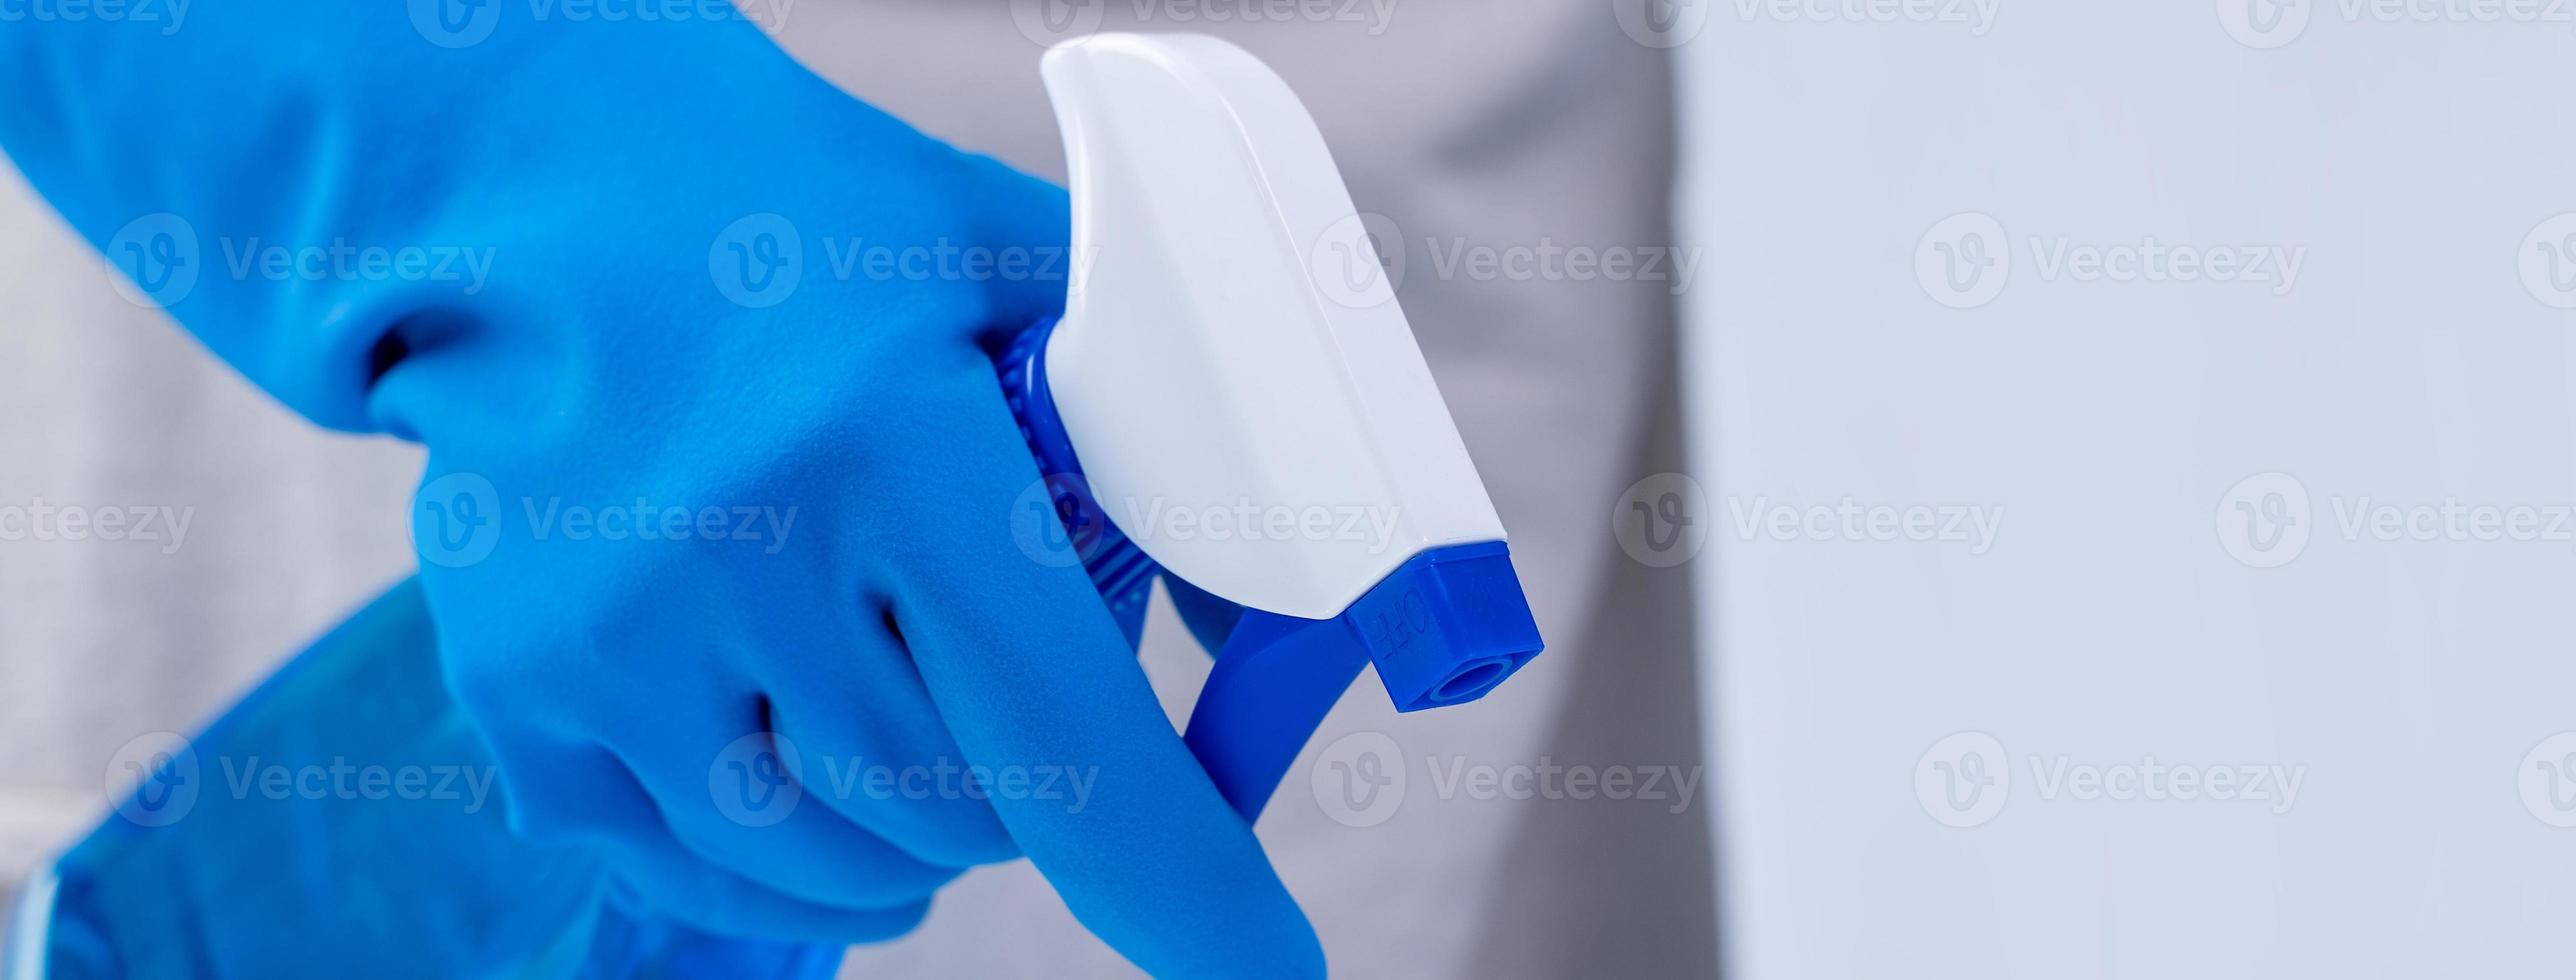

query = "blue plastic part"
[999,316,1156,646]
[996,317,1546,820]
[1185,542,1544,818]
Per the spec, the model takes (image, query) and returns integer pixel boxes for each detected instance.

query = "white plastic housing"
[1038,33,1506,620]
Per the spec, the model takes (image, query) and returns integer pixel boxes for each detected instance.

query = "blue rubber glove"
[0,8,1321,975]
[40,579,839,980]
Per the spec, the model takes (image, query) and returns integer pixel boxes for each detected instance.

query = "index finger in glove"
[870,360,1326,979]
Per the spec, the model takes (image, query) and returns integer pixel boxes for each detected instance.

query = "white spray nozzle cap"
[1038,33,1506,620]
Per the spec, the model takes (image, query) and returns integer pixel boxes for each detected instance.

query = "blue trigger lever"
[996,316,1547,821]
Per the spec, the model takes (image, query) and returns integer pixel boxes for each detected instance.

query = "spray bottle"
[998,33,1546,819]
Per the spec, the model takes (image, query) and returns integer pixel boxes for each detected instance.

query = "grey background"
[1678,1,2576,977]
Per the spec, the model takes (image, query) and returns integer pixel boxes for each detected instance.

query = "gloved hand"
[0,7,1321,975]
[37,580,842,980]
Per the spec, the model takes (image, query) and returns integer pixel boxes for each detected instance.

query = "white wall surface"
[1673,3,2576,977]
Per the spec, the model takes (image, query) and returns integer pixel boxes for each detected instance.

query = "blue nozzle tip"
[1350,541,1544,713]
